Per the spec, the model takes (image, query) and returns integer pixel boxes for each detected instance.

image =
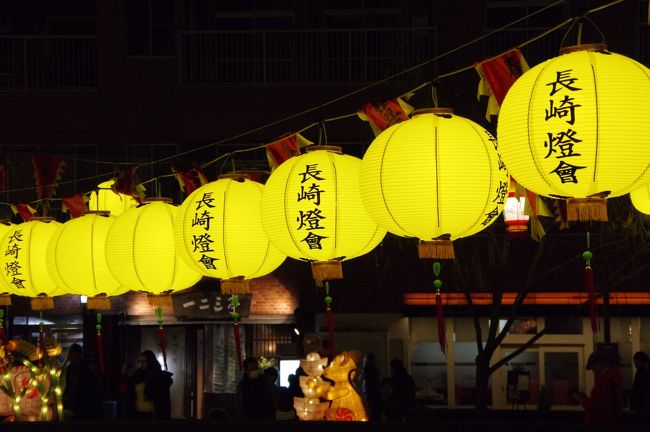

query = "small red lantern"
[503,179,529,238]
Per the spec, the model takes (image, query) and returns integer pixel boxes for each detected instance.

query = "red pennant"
[171,164,200,195]
[62,194,86,218]
[11,204,39,222]
[266,134,301,169]
[359,98,410,133]
[476,48,528,105]
[32,155,65,199]
[435,293,447,354]
[113,167,143,201]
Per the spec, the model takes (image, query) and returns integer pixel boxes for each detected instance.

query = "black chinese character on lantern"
[192,233,215,253]
[493,180,508,205]
[192,210,214,231]
[5,261,21,277]
[195,192,216,210]
[545,95,581,125]
[544,129,583,159]
[198,254,218,270]
[550,161,586,184]
[11,277,26,289]
[301,232,328,250]
[481,207,500,226]
[297,183,325,206]
[5,243,20,259]
[7,230,23,244]
[298,164,325,183]
[297,209,326,230]
[546,70,581,96]
[497,155,507,172]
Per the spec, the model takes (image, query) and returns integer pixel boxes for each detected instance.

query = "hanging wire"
[0,0,627,200]
[431,81,439,108]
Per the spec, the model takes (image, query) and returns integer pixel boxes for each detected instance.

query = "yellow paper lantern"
[497,44,650,221]
[88,179,138,216]
[0,220,15,305]
[359,108,509,258]
[47,211,128,309]
[261,146,386,281]
[176,174,286,294]
[105,199,201,303]
[0,218,63,310]
[631,185,650,215]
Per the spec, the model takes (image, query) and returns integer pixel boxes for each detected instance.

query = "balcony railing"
[0,36,97,90]
[179,27,437,84]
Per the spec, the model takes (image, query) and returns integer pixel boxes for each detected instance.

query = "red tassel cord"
[155,307,168,370]
[96,313,105,375]
[433,262,446,354]
[38,312,46,368]
[229,295,242,371]
[324,281,335,360]
[583,233,599,333]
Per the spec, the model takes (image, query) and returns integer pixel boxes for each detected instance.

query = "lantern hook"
[317,121,328,146]
[560,15,607,50]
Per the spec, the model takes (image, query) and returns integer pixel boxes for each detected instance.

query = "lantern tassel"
[30,295,54,311]
[567,196,608,222]
[233,321,242,371]
[435,292,446,354]
[323,281,335,360]
[585,265,599,333]
[221,277,251,295]
[87,294,111,310]
[418,236,455,259]
[147,293,172,307]
[96,313,105,375]
[0,293,11,306]
[155,306,168,370]
[311,261,343,281]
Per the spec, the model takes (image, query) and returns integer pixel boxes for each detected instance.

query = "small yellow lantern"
[47,211,128,309]
[360,108,509,258]
[175,174,286,294]
[261,146,386,281]
[105,198,201,304]
[88,179,138,216]
[631,185,650,215]
[0,220,15,305]
[0,218,63,310]
[497,44,650,221]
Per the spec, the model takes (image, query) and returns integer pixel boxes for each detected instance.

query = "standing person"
[576,350,624,426]
[235,357,275,420]
[388,359,416,421]
[363,353,381,421]
[631,351,650,419]
[128,350,173,419]
[62,343,101,420]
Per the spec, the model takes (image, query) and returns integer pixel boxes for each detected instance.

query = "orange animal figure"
[322,351,368,422]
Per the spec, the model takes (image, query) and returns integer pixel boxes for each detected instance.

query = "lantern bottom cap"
[147,293,173,307]
[0,293,11,306]
[87,295,112,310]
[311,260,343,282]
[418,239,455,259]
[221,277,251,295]
[567,197,608,222]
[30,295,54,311]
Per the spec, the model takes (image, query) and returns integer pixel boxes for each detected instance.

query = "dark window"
[127,0,176,56]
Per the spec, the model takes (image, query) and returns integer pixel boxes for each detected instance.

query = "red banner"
[62,194,87,218]
[32,155,65,199]
[265,133,312,170]
[358,97,413,136]
[475,48,529,119]
[11,204,39,222]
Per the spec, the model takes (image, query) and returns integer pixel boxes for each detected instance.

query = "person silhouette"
[235,357,275,420]
[128,350,173,419]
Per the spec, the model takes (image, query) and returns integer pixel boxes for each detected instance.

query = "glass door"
[539,346,584,408]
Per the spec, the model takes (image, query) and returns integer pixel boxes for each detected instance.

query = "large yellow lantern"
[359,108,509,258]
[631,185,650,215]
[47,211,128,309]
[0,218,63,310]
[497,44,650,221]
[261,146,386,281]
[105,199,201,303]
[176,174,286,294]
[88,179,138,216]
[0,220,15,305]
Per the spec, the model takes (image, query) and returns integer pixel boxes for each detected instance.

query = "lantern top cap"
[86,210,111,216]
[305,145,342,154]
[412,108,454,117]
[143,197,173,204]
[559,43,608,55]
[0,219,11,225]
[218,172,250,181]
[31,216,56,222]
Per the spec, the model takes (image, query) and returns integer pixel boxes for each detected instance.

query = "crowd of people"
[227,354,416,422]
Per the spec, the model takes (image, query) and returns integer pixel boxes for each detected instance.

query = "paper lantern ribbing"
[497,44,650,221]
[261,146,386,281]
[359,108,509,258]
[0,220,15,305]
[105,199,201,303]
[88,179,138,216]
[47,212,128,309]
[631,185,650,215]
[0,218,63,310]
[176,175,286,294]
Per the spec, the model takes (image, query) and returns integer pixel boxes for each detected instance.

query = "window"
[127,0,176,56]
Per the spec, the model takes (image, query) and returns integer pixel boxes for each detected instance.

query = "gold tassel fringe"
[0,293,11,306]
[147,293,173,307]
[221,277,251,295]
[30,295,54,311]
[311,261,343,281]
[87,295,111,310]
[567,197,608,222]
[418,237,455,259]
